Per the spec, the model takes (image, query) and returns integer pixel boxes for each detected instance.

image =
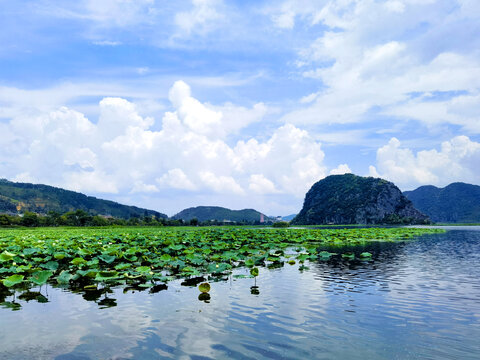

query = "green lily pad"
[114,263,130,270]
[57,270,73,284]
[250,267,259,277]
[136,266,151,274]
[318,251,335,260]
[0,251,16,262]
[29,270,53,286]
[71,257,86,266]
[77,269,98,278]
[2,274,24,287]
[41,261,59,271]
[360,252,372,258]
[54,253,66,260]
[244,258,255,267]
[95,270,119,281]
[99,254,116,264]
[198,282,211,293]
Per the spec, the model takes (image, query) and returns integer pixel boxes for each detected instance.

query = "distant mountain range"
[281,214,297,221]
[404,182,480,223]
[0,179,167,219]
[172,206,271,223]
[3,177,477,225]
[291,174,429,225]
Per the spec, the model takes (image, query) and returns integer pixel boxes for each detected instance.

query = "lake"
[1,228,480,359]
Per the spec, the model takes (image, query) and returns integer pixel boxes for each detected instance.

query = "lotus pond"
[2,226,480,359]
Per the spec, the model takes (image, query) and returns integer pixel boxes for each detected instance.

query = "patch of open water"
[1,229,480,359]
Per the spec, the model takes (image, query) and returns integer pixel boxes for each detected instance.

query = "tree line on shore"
[0,210,270,228]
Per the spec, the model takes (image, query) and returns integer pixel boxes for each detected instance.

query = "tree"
[21,212,39,227]
[45,211,61,226]
[91,215,109,226]
[0,214,11,226]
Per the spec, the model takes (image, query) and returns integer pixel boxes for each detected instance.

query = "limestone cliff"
[291,174,429,225]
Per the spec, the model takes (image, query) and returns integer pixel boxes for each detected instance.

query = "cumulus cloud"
[329,164,351,175]
[157,169,196,191]
[0,80,328,214]
[131,181,159,194]
[371,136,480,189]
[199,171,244,195]
[168,80,222,136]
[248,174,278,194]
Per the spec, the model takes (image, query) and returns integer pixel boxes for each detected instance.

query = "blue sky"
[1,0,479,216]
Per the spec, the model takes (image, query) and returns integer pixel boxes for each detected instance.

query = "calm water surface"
[1,229,480,359]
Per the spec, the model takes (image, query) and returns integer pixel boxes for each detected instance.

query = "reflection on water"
[1,230,480,359]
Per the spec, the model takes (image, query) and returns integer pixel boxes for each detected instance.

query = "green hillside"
[0,179,167,219]
[404,182,480,223]
[291,174,429,225]
[172,206,270,223]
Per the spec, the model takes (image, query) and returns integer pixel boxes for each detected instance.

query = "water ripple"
[1,230,480,359]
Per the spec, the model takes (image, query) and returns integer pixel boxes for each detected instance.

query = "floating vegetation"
[0,226,444,296]
[198,282,211,293]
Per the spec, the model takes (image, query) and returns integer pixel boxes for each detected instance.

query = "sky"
[0,0,479,217]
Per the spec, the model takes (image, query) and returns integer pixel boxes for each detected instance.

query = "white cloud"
[0,80,328,214]
[371,136,480,189]
[199,171,244,195]
[329,164,351,175]
[268,0,327,29]
[174,0,223,37]
[131,181,159,194]
[233,123,327,196]
[92,40,122,46]
[168,80,222,136]
[52,0,158,28]
[279,0,480,136]
[249,174,278,194]
[157,168,196,191]
[63,170,119,194]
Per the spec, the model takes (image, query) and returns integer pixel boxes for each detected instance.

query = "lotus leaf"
[99,254,116,264]
[95,270,119,281]
[360,252,372,258]
[54,253,66,260]
[198,282,211,293]
[57,271,73,284]
[41,261,59,271]
[0,251,16,262]
[30,270,53,286]
[71,257,86,266]
[2,274,24,287]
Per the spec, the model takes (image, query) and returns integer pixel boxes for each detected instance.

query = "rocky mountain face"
[291,174,429,225]
[404,182,480,223]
